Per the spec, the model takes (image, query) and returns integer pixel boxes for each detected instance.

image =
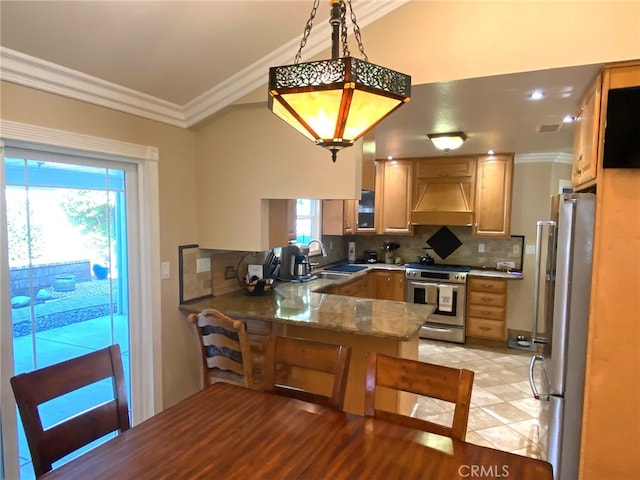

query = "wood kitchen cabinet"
[466,277,507,341]
[322,199,356,235]
[572,73,602,190]
[472,154,514,237]
[335,274,372,298]
[269,199,296,248]
[378,160,413,235]
[371,270,405,301]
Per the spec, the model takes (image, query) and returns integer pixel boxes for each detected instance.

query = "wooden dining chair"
[264,335,352,410]
[364,352,474,440]
[188,309,263,390]
[10,344,130,477]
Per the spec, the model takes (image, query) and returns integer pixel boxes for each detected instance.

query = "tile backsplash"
[182,227,524,303]
[179,246,213,302]
[323,226,524,270]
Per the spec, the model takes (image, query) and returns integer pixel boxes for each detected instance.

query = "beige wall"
[193,104,360,251]
[0,81,201,408]
[238,1,640,105]
[508,159,571,332]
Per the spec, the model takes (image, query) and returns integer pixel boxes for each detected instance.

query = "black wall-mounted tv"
[602,86,640,169]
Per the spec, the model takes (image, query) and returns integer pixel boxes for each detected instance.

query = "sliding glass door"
[4,153,133,478]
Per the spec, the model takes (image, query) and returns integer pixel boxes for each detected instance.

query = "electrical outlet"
[224,266,236,280]
[525,245,536,255]
[513,244,521,255]
[196,258,211,273]
[478,243,485,253]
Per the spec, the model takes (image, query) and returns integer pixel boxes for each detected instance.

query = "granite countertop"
[469,269,524,280]
[180,273,433,341]
[179,262,520,341]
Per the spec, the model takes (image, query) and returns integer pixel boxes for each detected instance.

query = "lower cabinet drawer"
[467,318,505,340]
[468,291,506,307]
[468,277,507,294]
[468,304,506,321]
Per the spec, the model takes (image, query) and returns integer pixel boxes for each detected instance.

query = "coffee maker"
[279,244,313,281]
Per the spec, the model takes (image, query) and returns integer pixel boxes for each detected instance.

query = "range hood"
[411,182,473,226]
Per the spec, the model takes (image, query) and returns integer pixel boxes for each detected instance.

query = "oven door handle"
[407,281,459,290]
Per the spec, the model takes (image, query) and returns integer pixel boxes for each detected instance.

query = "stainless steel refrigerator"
[529,193,596,480]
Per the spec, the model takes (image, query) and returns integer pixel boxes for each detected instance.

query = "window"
[296,199,322,255]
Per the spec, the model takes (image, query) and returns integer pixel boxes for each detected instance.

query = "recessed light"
[529,90,545,100]
[387,156,393,161]
[487,150,495,155]
[562,115,575,123]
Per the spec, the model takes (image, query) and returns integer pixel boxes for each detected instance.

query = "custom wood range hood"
[410,181,473,226]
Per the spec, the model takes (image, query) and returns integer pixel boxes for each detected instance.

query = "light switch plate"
[161,262,170,279]
[525,245,536,255]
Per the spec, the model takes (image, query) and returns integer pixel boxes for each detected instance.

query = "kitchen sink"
[316,271,352,280]
[323,264,368,273]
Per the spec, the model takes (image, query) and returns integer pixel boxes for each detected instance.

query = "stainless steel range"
[405,263,470,343]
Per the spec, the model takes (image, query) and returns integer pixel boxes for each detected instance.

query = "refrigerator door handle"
[532,220,556,344]
[529,355,549,401]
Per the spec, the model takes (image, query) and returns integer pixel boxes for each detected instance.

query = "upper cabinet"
[378,160,414,235]
[572,73,602,190]
[268,199,296,248]
[322,199,356,235]
[472,154,514,237]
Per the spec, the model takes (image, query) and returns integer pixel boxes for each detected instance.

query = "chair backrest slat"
[364,352,474,441]
[264,335,351,410]
[10,344,130,477]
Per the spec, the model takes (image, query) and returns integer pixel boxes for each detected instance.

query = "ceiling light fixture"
[427,131,467,152]
[529,90,545,100]
[268,0,411,163]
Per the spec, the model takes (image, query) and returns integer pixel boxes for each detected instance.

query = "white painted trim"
[0,120,162,474]
[0,2,407,128]
[0,48,186,128]
[514,152,573,164]
[0,141,20,479]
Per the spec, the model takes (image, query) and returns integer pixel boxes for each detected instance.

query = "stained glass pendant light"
[268,0,411,162]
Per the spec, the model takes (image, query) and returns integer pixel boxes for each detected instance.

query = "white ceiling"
[0,0,601,159]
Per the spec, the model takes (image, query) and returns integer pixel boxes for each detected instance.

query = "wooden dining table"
[42,383,553,479]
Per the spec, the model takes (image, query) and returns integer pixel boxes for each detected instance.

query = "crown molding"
[514,152,573,164]
[0,47,187,128]
[0,1,408,129]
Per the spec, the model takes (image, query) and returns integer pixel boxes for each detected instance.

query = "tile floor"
[416,339,544,459]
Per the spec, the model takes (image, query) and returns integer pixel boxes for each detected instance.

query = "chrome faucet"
[307,239,327,257]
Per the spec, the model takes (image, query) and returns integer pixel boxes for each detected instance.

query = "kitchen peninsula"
[179,275,432,415]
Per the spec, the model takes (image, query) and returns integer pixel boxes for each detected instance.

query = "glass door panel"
[5,156,131,478]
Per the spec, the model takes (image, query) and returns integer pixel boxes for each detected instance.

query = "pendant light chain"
[295,0,320,64]
[295,0,369,64]
[340,2,350,58]
[346,0,368,62]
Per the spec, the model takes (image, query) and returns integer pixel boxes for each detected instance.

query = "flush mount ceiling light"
[427,131,468,152]
[268,0,411,163]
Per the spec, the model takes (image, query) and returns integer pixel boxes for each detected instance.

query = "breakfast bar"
[180,276,433,415]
